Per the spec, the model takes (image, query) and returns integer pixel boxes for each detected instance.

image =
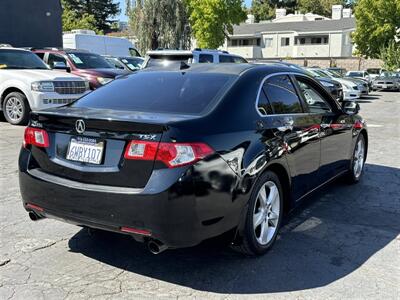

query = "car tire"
[2,92,30,125]
[233,171,284,256]
[345,134,366,184]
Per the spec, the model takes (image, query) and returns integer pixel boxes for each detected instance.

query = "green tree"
[380,40,400,71]
[186,0,247,49]
[61,0,101,34]
[128,0,191,53]
[250,0,274,22]
[298,0,345,17]
[63,0,120,32]
[353,0,400,58]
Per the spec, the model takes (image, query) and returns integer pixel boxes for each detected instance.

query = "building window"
[295,37,306,45]
[281,37,290,47]
[228,38,261,47]
[264,38,273,47]
[311,37,322,44]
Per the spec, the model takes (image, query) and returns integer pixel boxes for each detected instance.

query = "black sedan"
[19,64,368,256]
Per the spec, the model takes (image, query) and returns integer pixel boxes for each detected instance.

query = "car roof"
[141,63,304,77]
[147,50,193,56]
[0,47,30,52]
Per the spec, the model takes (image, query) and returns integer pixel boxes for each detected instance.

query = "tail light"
[124,140,214,168]
[24,127,49,148]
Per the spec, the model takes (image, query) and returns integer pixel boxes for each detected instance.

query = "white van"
[63,30,140,57]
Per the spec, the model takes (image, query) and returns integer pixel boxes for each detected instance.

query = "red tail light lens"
[124,140,214,168]
[24,127,49,148]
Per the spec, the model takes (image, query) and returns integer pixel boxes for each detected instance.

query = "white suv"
[0,48,90,125]
[143,49,248,68]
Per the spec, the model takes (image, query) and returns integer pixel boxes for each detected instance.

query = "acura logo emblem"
[75,119,86,134]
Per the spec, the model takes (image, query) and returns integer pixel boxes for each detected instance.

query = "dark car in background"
[32,49,131,89]
[103,55,145,71]
[19,64,367,256]
[270,62,343,101]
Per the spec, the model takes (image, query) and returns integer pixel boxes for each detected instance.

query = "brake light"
[124,140,214,168]
[24,127,49,148]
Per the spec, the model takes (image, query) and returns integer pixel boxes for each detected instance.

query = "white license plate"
[66,137,104,164]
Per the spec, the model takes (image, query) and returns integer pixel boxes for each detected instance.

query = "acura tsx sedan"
[19,64,368,256]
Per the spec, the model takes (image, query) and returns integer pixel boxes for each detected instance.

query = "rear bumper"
[19,148,245,248]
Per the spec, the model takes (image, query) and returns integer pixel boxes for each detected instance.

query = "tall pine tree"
[63,0,120,32]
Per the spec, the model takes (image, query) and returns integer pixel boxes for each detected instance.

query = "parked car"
[327,67,347,76]
[372,71,400,91]
[0,47,89,125]
[323,69,369,97]
[268,62,343,102]
[103,55,145,71]
[19,63,368,256]
[143,49,248,68]
[346,71,372,87]
[32,48,131,89]
[306,68,361,100]
[63,30,140,57]
[366,68,386,80]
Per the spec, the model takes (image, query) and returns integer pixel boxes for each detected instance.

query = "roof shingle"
[231,18,356,36]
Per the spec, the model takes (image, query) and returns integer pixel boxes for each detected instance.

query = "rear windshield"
[71,71,236,115]
[146,55,193,68]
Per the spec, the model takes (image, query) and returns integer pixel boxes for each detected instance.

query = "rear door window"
[72,71,236,115]
[199,54,214,63]
[262,75,303,114]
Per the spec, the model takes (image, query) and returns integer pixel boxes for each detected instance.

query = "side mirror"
[342,101,360,115]
[53,61,70,72]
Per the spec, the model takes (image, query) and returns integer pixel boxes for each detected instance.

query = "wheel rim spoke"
[258,186,267,208]
[253,212,264,229]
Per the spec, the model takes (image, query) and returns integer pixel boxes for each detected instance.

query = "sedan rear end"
[19,69,243,250]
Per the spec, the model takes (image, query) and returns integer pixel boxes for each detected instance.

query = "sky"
[116,0,252,22]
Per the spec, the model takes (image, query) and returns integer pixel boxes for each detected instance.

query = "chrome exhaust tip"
[147,239,168,255]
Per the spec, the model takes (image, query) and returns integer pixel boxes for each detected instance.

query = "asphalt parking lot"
[0,92,399,299]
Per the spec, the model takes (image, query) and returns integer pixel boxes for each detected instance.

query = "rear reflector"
[124,140,214,168]
[24,127,49,148]
[26,203,44,212]
[120,226,152,236]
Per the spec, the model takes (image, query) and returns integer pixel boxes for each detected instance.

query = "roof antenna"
[180,61,190,70]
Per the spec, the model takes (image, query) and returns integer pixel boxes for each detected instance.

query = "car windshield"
[71,71,236,115]
[380,71,395,78]
[307,69,327,77]
[348,72,363,77]
[105,57,125,70]
[324,70,342,78]
[120,57,144,70]
[67,52,113,69]
[0,49,49,70]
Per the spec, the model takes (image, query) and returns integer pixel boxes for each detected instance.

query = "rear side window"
[199,54,214,63]
[72,72,236,115]
[219,55,235,63]
[262,75,303,114]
